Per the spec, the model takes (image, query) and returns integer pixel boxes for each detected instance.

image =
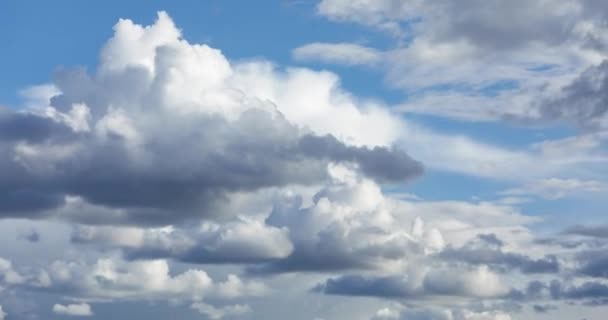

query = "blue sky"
[1,1,608,319]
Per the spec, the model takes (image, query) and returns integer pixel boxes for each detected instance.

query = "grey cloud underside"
[537,60,608,130]
[438,246,559,274]
[564,224,608,238]
[319,275,608,307]
[511,279,608,304]
[315,273,508,300]
[0,105,421,225]
[502,60,608,130]
[437,233,559,274]
[315,275,419,298]
[576,250,608,278]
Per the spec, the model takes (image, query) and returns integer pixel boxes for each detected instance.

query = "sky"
[1,1,608,319]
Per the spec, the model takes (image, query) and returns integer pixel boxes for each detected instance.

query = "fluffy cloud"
[0,256,265,304]
[0,12,421,225]
[52,303,93,316]
[190,302,251,320]
[72,218,294,264]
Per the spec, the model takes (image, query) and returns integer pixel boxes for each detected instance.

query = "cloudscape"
[1,1,608,319]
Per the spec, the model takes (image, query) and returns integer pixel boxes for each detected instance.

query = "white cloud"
[1,256,266,304]
[191,302,251,319]
[293,42,382,66]
[52,303,93,317]
[501,178,606,200]
[0,257,24,285]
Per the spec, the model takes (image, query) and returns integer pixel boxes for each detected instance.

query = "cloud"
[0,306,5,320]
[315,0,608,136]
[316,265,509,299]
[52,303,93,316]
[0,12,421,225]
[564,225,608,238]
[292,42,382,66]
[249,173,443,274]
[72,218,294,264]
[533,60,608,130]
[532,304,558,313]
[190,302,251,320]
[500,178,605,200]
[371,307,512,320]
[0,256,265,304]
[576,250,608,278]
[0,258,25,285]
[438,235,560,274]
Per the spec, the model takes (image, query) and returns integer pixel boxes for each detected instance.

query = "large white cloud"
[0,11,422,225]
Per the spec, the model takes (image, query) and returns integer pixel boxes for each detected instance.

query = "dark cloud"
[511,279,608,304]
[298,134,423,183]
[315,267,510,300]
[0,105,422,226]
[314,275,416,298]
[438,241,559,274]
[564,225,608,238]
[577,250,608,278]
[476,233,504,247]
[0,108,75,143]
[539,61,608,130]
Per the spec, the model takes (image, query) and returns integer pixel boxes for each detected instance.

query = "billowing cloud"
[0,256,265,304]
[72,218,294,264]
[0,12,421,225]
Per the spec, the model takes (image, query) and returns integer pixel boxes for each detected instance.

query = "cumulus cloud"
[52,303,93,316]
[0,256,265,304]
[251,173,441,273]
[0,12,421,225]
[72,218,294,264]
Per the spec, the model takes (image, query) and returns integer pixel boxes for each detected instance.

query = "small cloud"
[52,303,93,317]
[293,42,382,66]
